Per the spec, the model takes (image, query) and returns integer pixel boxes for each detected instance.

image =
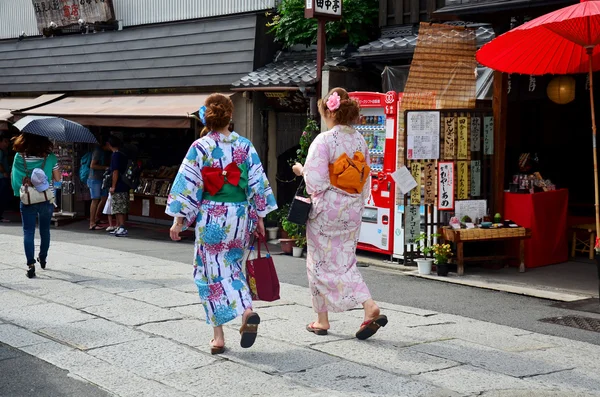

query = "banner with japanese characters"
[404,205,421,245]
[32,0,114,33]
[438,162,454,211]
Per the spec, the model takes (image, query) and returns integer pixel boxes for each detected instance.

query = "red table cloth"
[504,189,568,268]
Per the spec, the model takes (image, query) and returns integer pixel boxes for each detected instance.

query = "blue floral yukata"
[166,131,277,327]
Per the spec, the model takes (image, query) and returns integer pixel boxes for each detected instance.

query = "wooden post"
[379,0,387,26]
[492,71,508,215]
[316,19,326,99]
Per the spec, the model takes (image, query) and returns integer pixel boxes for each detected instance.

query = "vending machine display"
[349,91,399,256]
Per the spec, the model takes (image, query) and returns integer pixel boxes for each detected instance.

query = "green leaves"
[267,0,379,48]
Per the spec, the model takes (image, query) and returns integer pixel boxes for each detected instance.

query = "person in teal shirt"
[11,133,61,279]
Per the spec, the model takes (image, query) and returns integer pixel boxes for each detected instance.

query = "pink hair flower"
[326,92,341,111]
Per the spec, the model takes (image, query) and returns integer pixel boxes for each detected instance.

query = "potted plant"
[413,233,436,275]
[431,242,452,276]
[414,233,453,276]
[292,235,306,258]
[265,210,280,241]
[280,219,298,255]
[278,204,291,239]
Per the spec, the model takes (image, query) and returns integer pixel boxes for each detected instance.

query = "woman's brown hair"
[204,94,233,131]
[318,87,361,126]
[11,133,53,157]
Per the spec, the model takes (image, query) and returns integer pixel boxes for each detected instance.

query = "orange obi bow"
[202,163,242,196]
[329,152,370,194]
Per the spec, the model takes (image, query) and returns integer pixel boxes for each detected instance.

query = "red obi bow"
[202,163,242,196]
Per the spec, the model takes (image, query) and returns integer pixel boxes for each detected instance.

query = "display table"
[504,189,568,268]
[441,227,532,276]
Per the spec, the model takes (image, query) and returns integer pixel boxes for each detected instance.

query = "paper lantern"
[547,76,576,104]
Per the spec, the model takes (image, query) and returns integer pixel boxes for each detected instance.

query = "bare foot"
[363,300,381,323]
[310,321,330,330]
[242,308,254,323]
[210,338,225,348]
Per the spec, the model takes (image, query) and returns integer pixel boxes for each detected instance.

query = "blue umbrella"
[12,116,97,144]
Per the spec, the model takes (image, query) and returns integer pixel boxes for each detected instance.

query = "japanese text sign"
[457,117,468,160]
[444,117,456,159]
[471,160,481,197]
[457,161,469,200]
[438,162,454,211]
[471,117,481,152]
[424,162,436,205]
[32,0,114,33]
[305,0,343,19]
[405,205,421,245]
[410,162,421,205]
[484,116,494,155]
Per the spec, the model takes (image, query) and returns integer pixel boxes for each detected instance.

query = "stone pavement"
[1,234,600,397]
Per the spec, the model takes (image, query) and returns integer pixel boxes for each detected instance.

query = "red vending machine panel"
[349,91,398,255]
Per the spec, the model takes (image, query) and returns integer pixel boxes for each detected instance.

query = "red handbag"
[245,237,280,302]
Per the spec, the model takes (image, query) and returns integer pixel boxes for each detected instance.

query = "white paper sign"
[386,118,395,139]
[407,111,440,160]
[308,0,342,16]
[142,199,150,217]
[455,200,487,223]
[391,166,418,195]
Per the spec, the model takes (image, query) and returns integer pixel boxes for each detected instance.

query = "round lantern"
[547,76,576,105]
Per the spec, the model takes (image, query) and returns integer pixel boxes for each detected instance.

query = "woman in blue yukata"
[167,94,277,355]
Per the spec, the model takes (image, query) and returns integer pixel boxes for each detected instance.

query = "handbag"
[19,155,55,206]
[245,236,280,302]
[286,180,312,225]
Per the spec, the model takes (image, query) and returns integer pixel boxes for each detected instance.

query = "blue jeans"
[20,201,53,266]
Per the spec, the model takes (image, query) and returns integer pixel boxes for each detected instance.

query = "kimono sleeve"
[165,143,204,230]
[303,134,331,196]
[361,137,371,201]
[246,144,277,218]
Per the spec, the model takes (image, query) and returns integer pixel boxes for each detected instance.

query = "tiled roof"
[356,25,494,57]
[232,56,345,89]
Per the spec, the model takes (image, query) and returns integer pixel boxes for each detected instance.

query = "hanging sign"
[424,162,436,205]
[406,111,440,160]
[457,117,469,160]
[444,116,456,159]
[410,162,421,204]
[484,116,494,155]
[305,0,343,19]
[471,117,481,152]
[457,161,469,200]
[438,162,454,211]
[405,205,421,245]
[471,160,481,197]
[31,0,115,33]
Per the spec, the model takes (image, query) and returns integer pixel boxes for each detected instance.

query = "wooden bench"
[441,227,532,276]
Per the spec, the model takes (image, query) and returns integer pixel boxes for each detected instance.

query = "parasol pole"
[587,47,600,303]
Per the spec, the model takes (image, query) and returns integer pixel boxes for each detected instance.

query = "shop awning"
[433,0,574,21]
[22,94,231,129]
[0,94,64,130]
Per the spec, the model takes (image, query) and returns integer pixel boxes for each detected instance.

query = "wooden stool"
[571,224,596,260]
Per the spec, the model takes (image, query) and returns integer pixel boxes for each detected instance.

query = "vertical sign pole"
[316,19,326,99]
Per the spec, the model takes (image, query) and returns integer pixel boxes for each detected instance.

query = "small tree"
[267,0,379,48]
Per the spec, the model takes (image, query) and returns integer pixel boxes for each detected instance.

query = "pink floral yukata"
[303,125,372,313]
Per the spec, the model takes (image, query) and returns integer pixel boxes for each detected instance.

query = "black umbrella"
[13,116,97,143]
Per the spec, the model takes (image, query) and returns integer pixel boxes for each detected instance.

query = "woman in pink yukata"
[292,87,387,340]
[167,94,277,354]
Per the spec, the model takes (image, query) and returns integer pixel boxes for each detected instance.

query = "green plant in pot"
[280,219,299,255]
[265,210,280,241]
[414,233,452,276]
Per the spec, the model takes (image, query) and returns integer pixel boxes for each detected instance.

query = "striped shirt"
[22,155,60,171]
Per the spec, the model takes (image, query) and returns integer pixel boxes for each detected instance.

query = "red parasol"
[477,0,600,245]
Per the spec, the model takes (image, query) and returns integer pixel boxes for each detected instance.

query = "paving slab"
[220,336,340,374]
[529,369,600,395]
[138,319,211,348]
[88,337,216,378]
[0,324,51,348]
[410,339,572,378]
[39,318,147,350]
[285,360,461,397]
[0,343,22,361]
[37,284,126,310]
[414,365,551,395]
[312,339,459,376]
[481,390,600,397]
[78,277,162,293]
[161,361,324,397]
[157,277,198,293]
[82,296,182,326]
[0,289,47,309]
[521,346,600,373]
[0,302,94,330]
[119,287,199,308]
[169,303,207,321]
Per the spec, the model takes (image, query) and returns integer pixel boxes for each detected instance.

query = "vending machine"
[349,91,399,256]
